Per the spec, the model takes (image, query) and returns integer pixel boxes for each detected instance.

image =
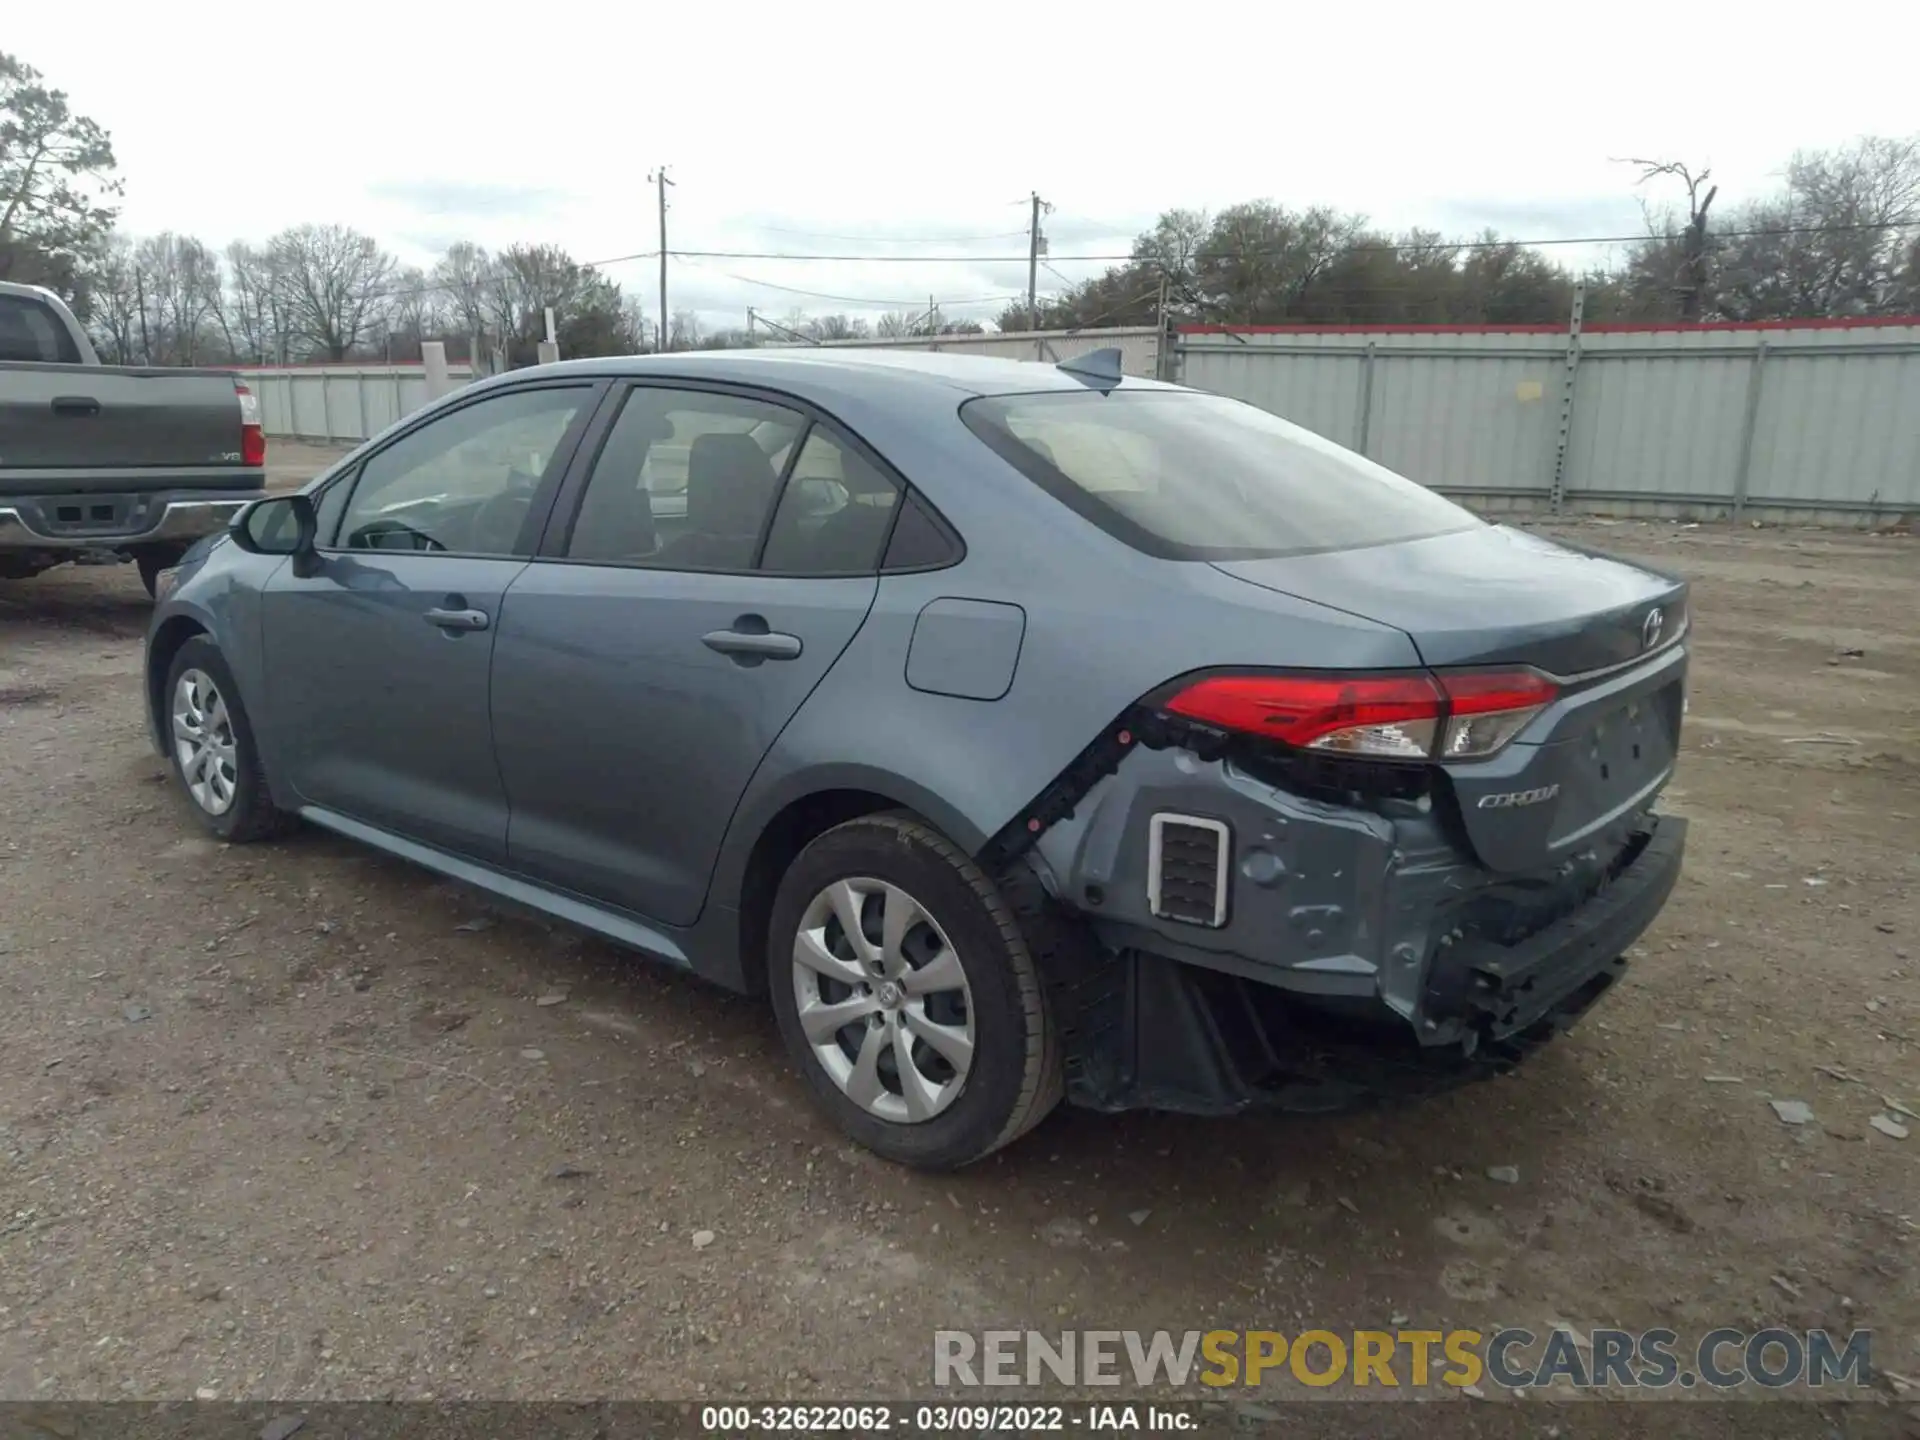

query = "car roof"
[489,346,1184,400]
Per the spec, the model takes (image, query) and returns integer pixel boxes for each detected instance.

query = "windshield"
[961,389,1481,560]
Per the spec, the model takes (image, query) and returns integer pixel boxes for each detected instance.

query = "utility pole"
[746,308,755,345]
[1154,274,1171,381]
[649,166,673,350]
[1026,191,1051,330]
[134,267,151,365]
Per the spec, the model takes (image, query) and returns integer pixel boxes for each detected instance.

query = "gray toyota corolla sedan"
[144,348,1689,1168]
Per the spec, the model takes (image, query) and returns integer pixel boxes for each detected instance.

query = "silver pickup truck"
[0,280,268,596]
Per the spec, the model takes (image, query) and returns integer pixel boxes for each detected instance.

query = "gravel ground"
[0,469,1914,1420]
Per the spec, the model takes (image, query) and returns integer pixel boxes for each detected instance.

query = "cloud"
[365,179,577,221]
[1420,194,1648,241]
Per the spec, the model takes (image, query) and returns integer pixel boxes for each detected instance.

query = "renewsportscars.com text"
[933,1328,1873,1391]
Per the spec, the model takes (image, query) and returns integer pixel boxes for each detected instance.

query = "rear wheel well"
[147,616,209,736]
[737,789,909,994]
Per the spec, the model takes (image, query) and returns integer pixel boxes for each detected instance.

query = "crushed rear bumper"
[1043,814,1686,1115]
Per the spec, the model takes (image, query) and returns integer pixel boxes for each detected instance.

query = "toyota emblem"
[1641,607,1665,651]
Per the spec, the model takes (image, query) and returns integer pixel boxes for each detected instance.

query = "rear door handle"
[52,396,101,417]
[702,627,802,661]
[425,606,490,632]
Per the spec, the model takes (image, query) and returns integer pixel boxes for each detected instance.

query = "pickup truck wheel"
[163,637,293,843]
[767,813,1062,1170]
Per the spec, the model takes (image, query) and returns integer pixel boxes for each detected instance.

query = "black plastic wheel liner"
[1035,945,1584,1117]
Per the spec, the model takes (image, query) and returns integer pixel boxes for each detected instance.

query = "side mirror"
[230,493,316,557]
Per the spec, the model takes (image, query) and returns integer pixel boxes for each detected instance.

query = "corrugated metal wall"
[1176,320,1920,521]
[794,326,1162,379]
[240,322,1920,522]
[243,332,1162,444]
[238,364,474,443]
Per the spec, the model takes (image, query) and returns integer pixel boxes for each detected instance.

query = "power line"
[753,224,1030,243]
[675,257,1018,309]
[642,219,1920,265]
[242,216,1920,313]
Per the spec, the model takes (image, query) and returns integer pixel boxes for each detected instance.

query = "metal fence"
[242,317,1920,524]
[1175,317,1920,523]
[791,326,1163,379]
[238,363,475,444]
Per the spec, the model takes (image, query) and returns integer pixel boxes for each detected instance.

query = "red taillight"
[235,380,267,467]
[1167,674,1445,758]
[1433,668,1558,759]
[1163,668,1558,762]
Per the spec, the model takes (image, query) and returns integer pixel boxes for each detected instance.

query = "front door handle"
[52,395,102,417]
[702,626,802,662]
[425,606,490,632]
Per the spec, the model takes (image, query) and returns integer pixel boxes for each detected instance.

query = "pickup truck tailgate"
[0,363,252,486]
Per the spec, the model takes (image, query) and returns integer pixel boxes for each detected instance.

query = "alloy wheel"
[172,668,239,816]
[790,877,975,1123]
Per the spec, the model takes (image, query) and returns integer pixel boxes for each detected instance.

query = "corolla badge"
[1477,784,1561,810]
[1642,607,1665,651]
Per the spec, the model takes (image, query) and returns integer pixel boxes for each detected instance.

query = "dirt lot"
[0,461,1914,1419]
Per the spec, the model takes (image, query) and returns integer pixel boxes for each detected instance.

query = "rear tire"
[767,813,1062,1169]
[163,636,295,843]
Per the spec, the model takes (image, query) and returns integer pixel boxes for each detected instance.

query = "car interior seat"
[657,434,779,569]
[570,473,659,561]
[794,491,896,572]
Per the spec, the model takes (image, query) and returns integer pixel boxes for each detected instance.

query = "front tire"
[163,636,294,843]
[768,813,1062,1169]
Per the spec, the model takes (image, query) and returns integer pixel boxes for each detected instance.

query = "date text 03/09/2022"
[699,1403,1197,1432]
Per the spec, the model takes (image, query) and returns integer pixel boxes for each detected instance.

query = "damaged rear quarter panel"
[1029,744,1481,1027]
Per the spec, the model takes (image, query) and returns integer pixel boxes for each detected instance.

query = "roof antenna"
[1056,347,1124,392]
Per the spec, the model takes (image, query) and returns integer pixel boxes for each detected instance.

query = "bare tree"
[805,313,869,342]
[132,232,223,363]
[1709,136,1920,319]
[381,265,439,360]
[431,240,494,347]
[669,308,703,349]
[620,294,650,354]
[1624,158,1718,318]
[86,232,140,362]
[221,240,283,363]
[271,223,397,361]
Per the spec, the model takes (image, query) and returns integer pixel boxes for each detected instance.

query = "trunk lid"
[1214,525,1689,874]
[1212,524,1686,674]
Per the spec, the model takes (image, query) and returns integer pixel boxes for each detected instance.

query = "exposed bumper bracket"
[1042,815,1687,1116]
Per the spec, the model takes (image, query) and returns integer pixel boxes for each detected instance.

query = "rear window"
[960,389,1480,560]
[0,293,83,365]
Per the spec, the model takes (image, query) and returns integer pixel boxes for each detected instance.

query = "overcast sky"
[12,3,1918,331]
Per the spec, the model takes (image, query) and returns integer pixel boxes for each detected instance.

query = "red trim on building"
[1177,316,1920,337]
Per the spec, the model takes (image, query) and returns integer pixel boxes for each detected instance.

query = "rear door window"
[961,389,1481,560]
[564,387,806,570]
